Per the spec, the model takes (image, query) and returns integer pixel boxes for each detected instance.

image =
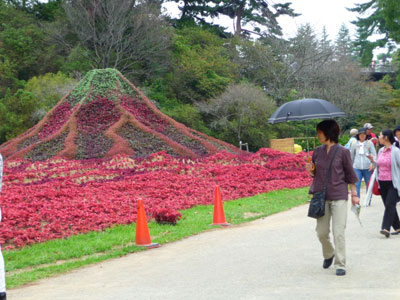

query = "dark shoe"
[336,269,346,276]
[380,229,390,238]
[0,292,6,300]
[323,255,334,269]
[391,229,400,235]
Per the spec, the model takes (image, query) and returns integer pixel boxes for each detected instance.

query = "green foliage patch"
[68,69,135,105]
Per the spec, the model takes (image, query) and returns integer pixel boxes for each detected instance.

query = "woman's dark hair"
[381,129,395,144]
[316,119,340,143]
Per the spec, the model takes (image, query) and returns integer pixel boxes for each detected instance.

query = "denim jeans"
[355,168,372,198]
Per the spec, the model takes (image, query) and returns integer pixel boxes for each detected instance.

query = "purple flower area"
[75,97,121,159]
[117,123,177,157]
[189,131,236,153]
[76,132,113,159]
[121,95,209,155]
[27,131,69,161]
[17,135,40,151]
[162,125,209,155]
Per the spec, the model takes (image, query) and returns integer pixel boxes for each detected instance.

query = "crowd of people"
[305,120,400,277]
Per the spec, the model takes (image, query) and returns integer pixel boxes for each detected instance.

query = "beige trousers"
[316,199,348,269]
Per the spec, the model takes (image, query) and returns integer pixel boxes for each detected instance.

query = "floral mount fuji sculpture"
[0,69,239,161]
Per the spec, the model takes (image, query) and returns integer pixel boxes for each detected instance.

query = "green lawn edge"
[6,187,309,289]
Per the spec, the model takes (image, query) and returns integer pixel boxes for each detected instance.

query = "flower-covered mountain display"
[0,69,239,161]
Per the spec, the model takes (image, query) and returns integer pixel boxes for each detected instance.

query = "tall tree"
[170,0,298,37]
[380,0,400,42]
[173,0,210,20]
[63,0,172,81]
[213,0,299,37]
[349,0,400,65]
[353,28,375,66]
[335,24,355,60]
[319,26,332,54]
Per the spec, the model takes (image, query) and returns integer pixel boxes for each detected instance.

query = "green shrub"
[24,71,77,113]
[163,104,211,135]
[0,89,37,142]
[168,26,237,103]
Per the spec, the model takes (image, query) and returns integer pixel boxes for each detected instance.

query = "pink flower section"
[38,102,74,140]
[121,95,167,132]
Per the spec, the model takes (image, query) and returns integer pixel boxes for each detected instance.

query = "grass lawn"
[5,187,309,289]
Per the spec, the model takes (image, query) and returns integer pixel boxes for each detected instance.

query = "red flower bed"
[0,149,312,249]
[77,97,121,134]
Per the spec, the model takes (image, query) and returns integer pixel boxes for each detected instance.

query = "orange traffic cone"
[135,199,159,248]
[212,186,231,226]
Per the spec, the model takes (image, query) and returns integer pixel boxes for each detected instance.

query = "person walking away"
[350,128,376,198]
[305,120,359,276]
[364,123,378,146]
[393,126,400,148]
[344,128,358,150]
[0,154,5,300]
[375,130,400,238]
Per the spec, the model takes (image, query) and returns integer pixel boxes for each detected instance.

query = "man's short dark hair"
[316,119,340,143]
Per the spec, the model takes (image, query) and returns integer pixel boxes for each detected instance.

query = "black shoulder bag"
[308,146,339,219]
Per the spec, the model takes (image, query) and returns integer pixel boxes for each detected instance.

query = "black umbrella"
[267,98,345,124]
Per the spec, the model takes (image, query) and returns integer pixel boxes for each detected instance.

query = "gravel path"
[9,192,400,300]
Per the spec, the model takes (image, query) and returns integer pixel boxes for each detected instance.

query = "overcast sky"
[278,0,365,39]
